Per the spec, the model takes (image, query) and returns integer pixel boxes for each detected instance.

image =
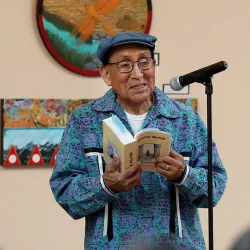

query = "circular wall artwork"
[36,0,152,76]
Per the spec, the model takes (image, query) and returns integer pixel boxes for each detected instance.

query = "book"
[103,115,171,172]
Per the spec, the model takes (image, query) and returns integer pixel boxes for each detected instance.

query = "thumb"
[108,153,121,172]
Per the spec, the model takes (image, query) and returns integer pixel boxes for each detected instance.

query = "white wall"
[1,0,250,249]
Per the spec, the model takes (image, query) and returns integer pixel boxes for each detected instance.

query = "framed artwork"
[0,101,3,165]
[163,84,189,95]
[0,99,92,166]
[175,98,198,111]
[36,0,153,76]
[154,52,159,66]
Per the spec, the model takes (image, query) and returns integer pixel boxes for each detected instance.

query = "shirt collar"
[92,86,181,119]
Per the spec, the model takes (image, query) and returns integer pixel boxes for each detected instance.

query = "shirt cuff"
[100,174,119,199]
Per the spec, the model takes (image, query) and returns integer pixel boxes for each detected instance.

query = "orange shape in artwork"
[72,0,121,43]
[4,145,21,166]
[49,145,59,165]
[27,145,44,165]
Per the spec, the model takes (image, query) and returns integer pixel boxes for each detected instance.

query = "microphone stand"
[199,76,214,250]
[172,60,228,249]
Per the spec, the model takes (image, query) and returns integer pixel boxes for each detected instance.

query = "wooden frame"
[163,83,189,95]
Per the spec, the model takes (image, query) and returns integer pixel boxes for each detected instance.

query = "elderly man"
[50,31,227,249]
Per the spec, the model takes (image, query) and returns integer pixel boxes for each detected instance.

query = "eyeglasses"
[106,57,154,73]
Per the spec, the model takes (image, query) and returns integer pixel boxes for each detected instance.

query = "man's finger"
[154,155,175,165]
[124,162,142,178]
[169,149,181,158]
[107,153,121,172]
[155,162,172,172]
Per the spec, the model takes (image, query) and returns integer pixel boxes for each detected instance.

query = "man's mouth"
[130,83,147,89]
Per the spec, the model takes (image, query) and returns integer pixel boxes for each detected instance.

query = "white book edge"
[103,117,134,144]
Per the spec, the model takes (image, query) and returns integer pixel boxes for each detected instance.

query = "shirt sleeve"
[175,110,227,208]
[49,111,118,220]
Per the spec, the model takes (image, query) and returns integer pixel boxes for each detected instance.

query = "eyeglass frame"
[105,57,155,73]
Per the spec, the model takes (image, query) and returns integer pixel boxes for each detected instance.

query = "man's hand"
[154,149,186,182]
[103,154,142,193]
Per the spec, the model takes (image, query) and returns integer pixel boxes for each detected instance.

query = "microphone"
[169,61,228,91]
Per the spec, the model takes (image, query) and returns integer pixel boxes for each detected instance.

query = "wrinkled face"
[100,44,156,106]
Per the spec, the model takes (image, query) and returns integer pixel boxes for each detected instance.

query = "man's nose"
[131,63,143,78]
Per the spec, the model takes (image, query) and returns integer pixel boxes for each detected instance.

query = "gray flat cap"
[97,31,157,64]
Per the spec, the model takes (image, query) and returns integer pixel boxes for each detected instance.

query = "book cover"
[103,115,171,172]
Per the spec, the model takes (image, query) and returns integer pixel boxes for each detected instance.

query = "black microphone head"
[169,76,183,91]
[215,61,228,73]
[221,61,228,68]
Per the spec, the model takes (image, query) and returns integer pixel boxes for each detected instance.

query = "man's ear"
[153,59,156,67]
[100,66,112,86]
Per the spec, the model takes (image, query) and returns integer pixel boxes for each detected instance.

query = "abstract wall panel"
[0,99,92,166]
[0,98,197,167]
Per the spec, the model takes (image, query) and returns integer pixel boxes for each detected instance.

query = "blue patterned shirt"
[50,87,227,250]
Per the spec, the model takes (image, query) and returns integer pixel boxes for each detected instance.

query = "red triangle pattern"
[4,145,21,166]
[27,145,44,165]
[49,145,59,165]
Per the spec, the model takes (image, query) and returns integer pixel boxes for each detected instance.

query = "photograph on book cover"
[138,143,160,163]
[36,0,152,76]
[107,139,121,160]
[1,99,92,166]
